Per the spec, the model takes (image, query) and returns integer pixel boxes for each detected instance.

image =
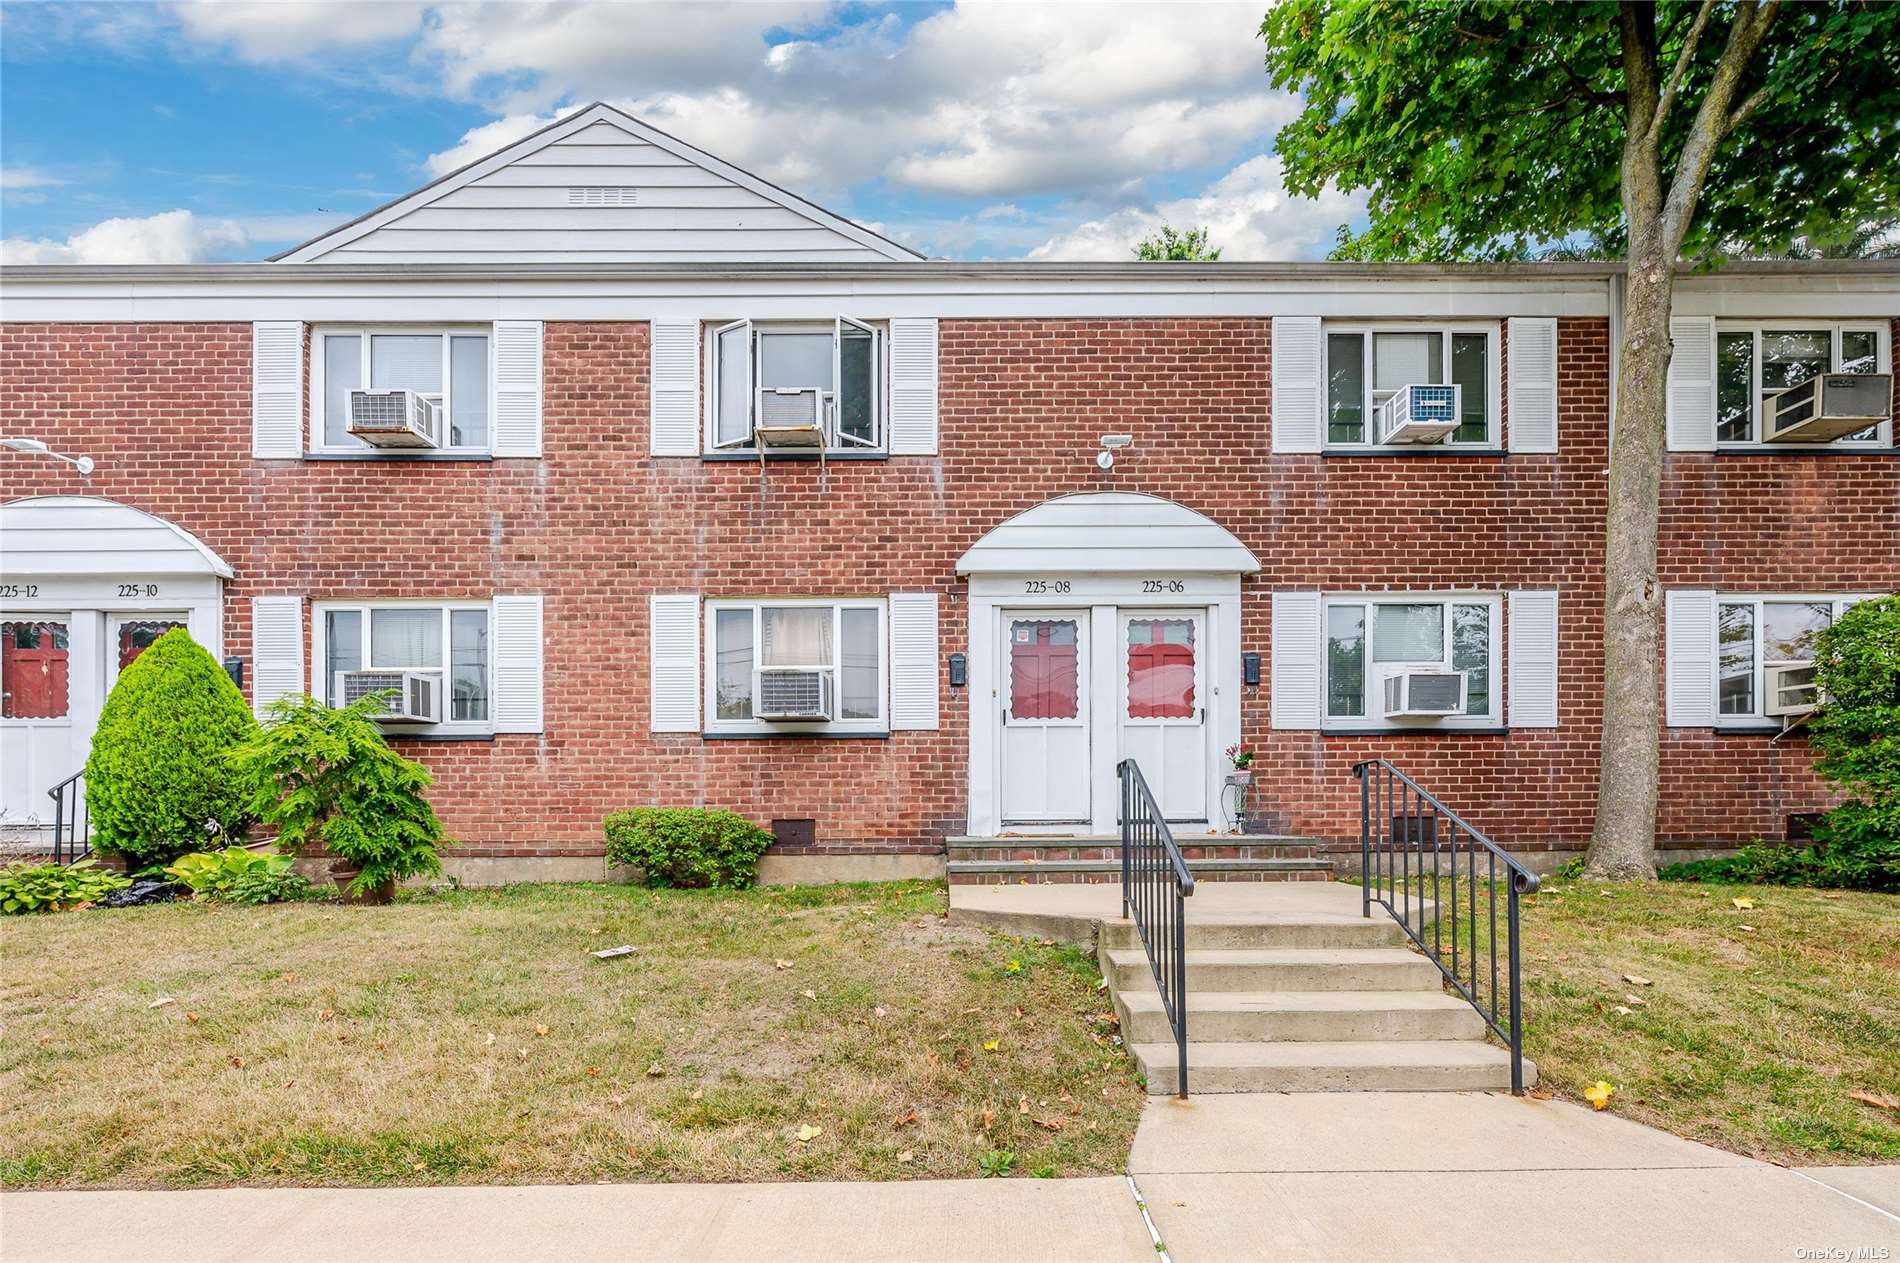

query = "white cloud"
[424,113,555,178]
[170,0,427,60]
[0,166,67,190]
[1027,155,1363,262]
[1,209,251,264]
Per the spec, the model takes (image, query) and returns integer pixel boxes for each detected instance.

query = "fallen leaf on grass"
[1731,896,1755,910]
[1035,1117,1065,1133]
[874,1006,887,1018]
[690,1088,703,1100]
[1584,1081,1616,1111]
[229,1056,245,1068]
[646,1063,664,1078]
[534,1024,550,1037]
[485,1033,496,1046]
[1623,994,1648,1007]
[319,1009,334,1021]
[1018,1095,1029,1115]
[586,1066,600,1077]
[896,1149,914,1163]
[1849,1091,1900,1113]
[148,997,175,1009]
[800,989,817,1000]
[186,1011,200,1023]
[774,959,794,971]
[1623,974,1652,987]
[1528,1088,1554,1101]
[982,1039,1000,1052]
[979,1108,997,1130]
[1737,924,1755,933]
[1612,1005,1633,1016]
[1005,960,1022,974]
[795,1124,822,1144]
[893,1109,918,1129]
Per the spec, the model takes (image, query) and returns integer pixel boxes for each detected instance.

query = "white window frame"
[1322,323,1502,450]
[311,598,495,736]
[704,319,887,455]
[1320,591,1503,730]
[1713,322,1892,449]
[703,597,889,734]
[1710,593,1877,728]
[310,326,494,455]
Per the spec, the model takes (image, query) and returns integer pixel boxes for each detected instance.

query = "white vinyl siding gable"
[252,322,303,458]
[1506,317,1559,453]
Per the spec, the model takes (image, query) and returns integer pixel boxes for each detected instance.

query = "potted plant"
[1224,743,1255,785]
[227,693,453,904]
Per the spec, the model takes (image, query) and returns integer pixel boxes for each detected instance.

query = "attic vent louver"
[569,186,638,207]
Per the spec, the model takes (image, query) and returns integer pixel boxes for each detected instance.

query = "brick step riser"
[1120,1008,1484,1046]
[949,870,1333,886]
[1137,1058,1516,1095]
[1111,960,1443,993]
[948,845,1318,863]
[1099,922,1405,951]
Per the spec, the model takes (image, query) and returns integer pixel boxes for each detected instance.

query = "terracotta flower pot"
[330,861,395,905]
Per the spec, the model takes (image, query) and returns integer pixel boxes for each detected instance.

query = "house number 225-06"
[1023,580,1071,594]
[1142,579,1186,594]
[117,583,160,598]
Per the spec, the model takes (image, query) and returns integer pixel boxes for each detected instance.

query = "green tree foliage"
[227,694,451,896]
[1133,225,1223,260]
[603,807,774,890]
[84,629,257,867]
[1805,596,1900,889]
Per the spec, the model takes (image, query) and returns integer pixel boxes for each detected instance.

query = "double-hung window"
[313,328,492,453]
[1713,595,1868,725]
[316,601,493,733]
[1324,324,1498,448]
[706,598,886,733]
[707,320,884,454]
[1714,323,1889,446]
[1322,593,1501,728]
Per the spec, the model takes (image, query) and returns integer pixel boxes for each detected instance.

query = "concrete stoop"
[945,834,1334,885]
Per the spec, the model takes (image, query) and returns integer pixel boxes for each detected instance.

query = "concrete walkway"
[1130,1092,1900,1263]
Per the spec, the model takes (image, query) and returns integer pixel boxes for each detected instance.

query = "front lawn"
[0,881,1143,1188]
[1519,878,1900,1164]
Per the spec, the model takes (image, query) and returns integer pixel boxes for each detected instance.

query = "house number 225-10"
[117,583,160,598]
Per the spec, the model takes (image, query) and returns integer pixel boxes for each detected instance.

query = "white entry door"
[1000,611,1090,824]
[1118,611,1208,822]
[0,615,78,829]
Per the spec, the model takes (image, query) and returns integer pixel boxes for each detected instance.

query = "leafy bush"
[85,629,258,868]
[1660,842,1828,886]
[1805,595,1900,891]
[603,807,773,890]
[0,860,130,914]
[227,694,452,897]
[164,846,310,904]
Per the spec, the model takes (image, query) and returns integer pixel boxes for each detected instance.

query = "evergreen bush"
[1804,595,1900,891]
[84,629,256,868]
[603,807,773,890]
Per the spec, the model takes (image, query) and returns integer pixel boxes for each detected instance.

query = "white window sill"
[1709,722,1788,735]
[1322,446,1506,458]
[1709,444,1893,457]
[305,451,497,462]
[702,728,891,740]
[379,727,496,742]
[1321,722,1507,736]
[698,450,890,462]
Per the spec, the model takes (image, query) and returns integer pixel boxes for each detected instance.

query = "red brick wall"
[3,315,1895,860]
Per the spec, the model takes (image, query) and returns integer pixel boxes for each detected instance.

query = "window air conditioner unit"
[1376,383,1462,445]
[1764,373,1891,443]
[754,388,827,449]
[756,667,834,720]
[1382,668,1467,718]
[1764,662,1820,718]
[348,388,442,449]
[336,669,444,723]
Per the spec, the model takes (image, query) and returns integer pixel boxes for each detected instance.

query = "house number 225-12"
[117,583,160,598]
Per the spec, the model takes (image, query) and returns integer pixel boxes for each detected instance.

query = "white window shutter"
[1666,317,1716,451]
[250,595,304,718]
[888,592,940,730]
[1506,317,1559,453]
[650,594,700,732]
[650,321,701,456]
[1506,590,1559,728]
[491,321,543,457]
[491,595,545,733]
[1270,591,1323,729]
[889,318,939,455]
[251,321,302,458]
[1271,317,1323,453]
[1664,589,1716,727]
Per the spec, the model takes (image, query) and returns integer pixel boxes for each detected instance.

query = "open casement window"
[316,602,493,733]
[1324,324,1498,448]
[1713,595,1872,726]
[708,319,885,453]
[1714,323,1890,446]
[1321,594,1500,728]
[706,598,886,732]
[312,328,492,453]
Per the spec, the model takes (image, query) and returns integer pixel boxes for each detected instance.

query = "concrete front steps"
[946,834,1333,885]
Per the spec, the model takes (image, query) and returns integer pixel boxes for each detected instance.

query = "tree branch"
[1726,82,1773,132]
[1659,0,1782,253]
[1647,0,1718,145]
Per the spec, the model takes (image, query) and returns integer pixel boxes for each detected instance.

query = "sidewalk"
[1131,1092,1900,1263]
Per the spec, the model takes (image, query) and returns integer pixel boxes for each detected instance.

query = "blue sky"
[0,1,1363,263]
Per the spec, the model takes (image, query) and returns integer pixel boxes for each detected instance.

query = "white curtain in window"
[1373,332,1443,391]
[371,335,443,394]
[371,608,441,669]
[762,607,832,667]
[1373,604,1444,662]
[758,332,834,389]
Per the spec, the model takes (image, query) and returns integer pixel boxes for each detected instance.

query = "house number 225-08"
[117,583,160,598]
[1023,580,1071,594]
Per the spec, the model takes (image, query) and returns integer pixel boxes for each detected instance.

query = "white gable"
[1,496,233,578]
[957,492,1260,575]
[277,103,922,265]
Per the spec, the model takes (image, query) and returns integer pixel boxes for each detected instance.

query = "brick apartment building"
[2,104,1895,884]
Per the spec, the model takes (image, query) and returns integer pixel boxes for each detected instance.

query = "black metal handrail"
[1353,759,1539,1094]
[1118,758,1195,1099]
[48,770,90,865]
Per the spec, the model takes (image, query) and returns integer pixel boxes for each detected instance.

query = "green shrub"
[0,860,130,914]
[1805,595,1900,891]
[1660,841,1828,886]
[227,694,452,897]
[84,629,257,867]
[603,807,773,890]
[163,846,309,903]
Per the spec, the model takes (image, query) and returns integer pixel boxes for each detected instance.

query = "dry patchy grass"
[0,881,1144,1189]
[1518,878,1900,1164]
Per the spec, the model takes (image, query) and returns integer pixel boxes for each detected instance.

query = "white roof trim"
[957,491,1260,575]
[275,102,924,264]
[1,496,234,579]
